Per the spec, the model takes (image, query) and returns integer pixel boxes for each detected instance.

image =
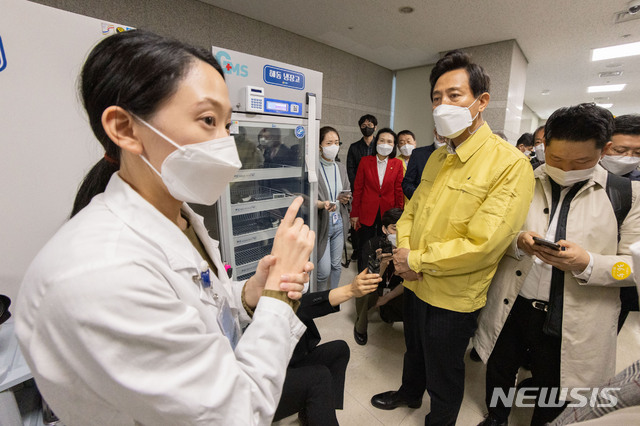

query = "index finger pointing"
[281,196,304,227]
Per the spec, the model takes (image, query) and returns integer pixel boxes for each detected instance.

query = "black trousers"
[273,340,349,425]
[398,288,480,426]
[486,296,566,426]
[618,286,639,332]
[357,209,383,272]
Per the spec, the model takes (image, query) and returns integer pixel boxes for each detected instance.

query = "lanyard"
[320,162,337,201]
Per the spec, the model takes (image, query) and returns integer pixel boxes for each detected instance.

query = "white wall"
[393,65,435,147]
[0,0,123,301]
[519,103,541,135]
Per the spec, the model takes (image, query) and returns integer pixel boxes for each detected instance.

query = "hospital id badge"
[217,298,241,350]
[332,212,339,224]
[383,287,391,296]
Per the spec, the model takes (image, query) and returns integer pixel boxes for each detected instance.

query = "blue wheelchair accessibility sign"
[0,36,7,72]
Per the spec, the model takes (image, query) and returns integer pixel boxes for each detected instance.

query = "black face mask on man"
[361,126,375,137]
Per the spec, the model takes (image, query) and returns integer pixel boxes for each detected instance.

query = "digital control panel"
[244,86,264,113]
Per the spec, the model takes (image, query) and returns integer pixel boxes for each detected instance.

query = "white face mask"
[534,144,545,162]
[545,163,596,187]
[523,150,531,157]
[321,144,339,161]
[600,155,640,176]
[433,136,447,149]
[399,144,415,157]
[136,117,241,205]
[377,143,393,157]
[387,233,397,247]
[432,97,480,139]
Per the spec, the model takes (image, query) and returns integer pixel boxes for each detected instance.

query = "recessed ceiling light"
[592,41,640,61]
[596,103,614,108]
[541,89,550,95]
[599,71,623,78]
[399,6,414,13]
[605,63,624,68]
[587,84,626,93]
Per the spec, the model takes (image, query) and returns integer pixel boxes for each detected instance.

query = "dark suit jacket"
[290,290,339,365]
[351,156,404,227]
[402,144,436,200]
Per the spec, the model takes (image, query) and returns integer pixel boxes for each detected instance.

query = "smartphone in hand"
[532,236,562,250]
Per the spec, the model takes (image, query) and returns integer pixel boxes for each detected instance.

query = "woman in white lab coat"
[15,30,314,426]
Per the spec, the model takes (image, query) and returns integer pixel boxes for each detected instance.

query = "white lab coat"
[15,173,306,426]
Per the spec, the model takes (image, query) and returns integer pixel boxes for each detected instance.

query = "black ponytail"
[70,30,224,217]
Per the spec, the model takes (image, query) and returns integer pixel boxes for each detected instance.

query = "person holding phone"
[474,104,640,426]
[316,126,351,290]
[15,30,314,426]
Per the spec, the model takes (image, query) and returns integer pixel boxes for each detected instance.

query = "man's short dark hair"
[397,129,415,140]
[613,114,640,136]
[517,133,534,148]
[544,103,614,149]
[429,50,490,101]
[358,114,378,127]
[382,208,403,227]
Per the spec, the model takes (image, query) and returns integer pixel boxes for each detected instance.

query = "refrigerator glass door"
[219,114,312,281]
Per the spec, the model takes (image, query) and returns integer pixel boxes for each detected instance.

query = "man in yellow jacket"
[370,50,535,426]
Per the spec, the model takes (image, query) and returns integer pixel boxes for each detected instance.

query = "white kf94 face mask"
[432,97,480,139]
[399,144,415,157]
[545,164,596,187]
[377,143,394,157]
[321,144,340,161]
[433,136,447,149]
[136,116,242,205]
[600,155,640,176]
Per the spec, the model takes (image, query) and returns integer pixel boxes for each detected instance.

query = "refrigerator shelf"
[230,185,287,203]
[234,228,278,247]
[235,241,273,266]
[231,196,295,216]
[236,272,253,281]
[235,260,260,277]
[231,211,281,236]
[232,167,302,182]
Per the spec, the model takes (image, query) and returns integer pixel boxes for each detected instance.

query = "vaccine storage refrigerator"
[205,47,323,285]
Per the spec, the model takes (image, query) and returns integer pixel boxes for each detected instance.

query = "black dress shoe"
[370,390,421,410]
[353,327,367,345]
[477,413,508,426]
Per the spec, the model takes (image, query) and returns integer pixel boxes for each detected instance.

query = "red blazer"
[351,155,404,226]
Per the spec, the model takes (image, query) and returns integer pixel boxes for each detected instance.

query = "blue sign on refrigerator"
[263,65,305,90]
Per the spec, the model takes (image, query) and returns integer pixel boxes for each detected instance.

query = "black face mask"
[361,126,375,137]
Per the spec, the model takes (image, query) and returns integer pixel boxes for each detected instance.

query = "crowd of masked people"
[283,50,640,426]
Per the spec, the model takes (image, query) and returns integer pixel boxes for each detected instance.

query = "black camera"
[380,239,393,254]
[367,254,381,275]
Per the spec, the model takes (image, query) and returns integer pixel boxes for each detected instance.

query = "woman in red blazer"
[350,128,404,271]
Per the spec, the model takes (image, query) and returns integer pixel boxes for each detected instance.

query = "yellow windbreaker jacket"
[397,123,535,312]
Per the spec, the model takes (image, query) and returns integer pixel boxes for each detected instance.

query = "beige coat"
[473,164,640,389]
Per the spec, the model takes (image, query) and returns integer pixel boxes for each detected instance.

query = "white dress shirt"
[377,155,388,187]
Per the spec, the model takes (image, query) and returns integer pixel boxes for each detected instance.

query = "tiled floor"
[274,257,640,426]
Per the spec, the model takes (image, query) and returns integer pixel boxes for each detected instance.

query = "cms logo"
[215,51,248,77]
[0,36,7,72]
